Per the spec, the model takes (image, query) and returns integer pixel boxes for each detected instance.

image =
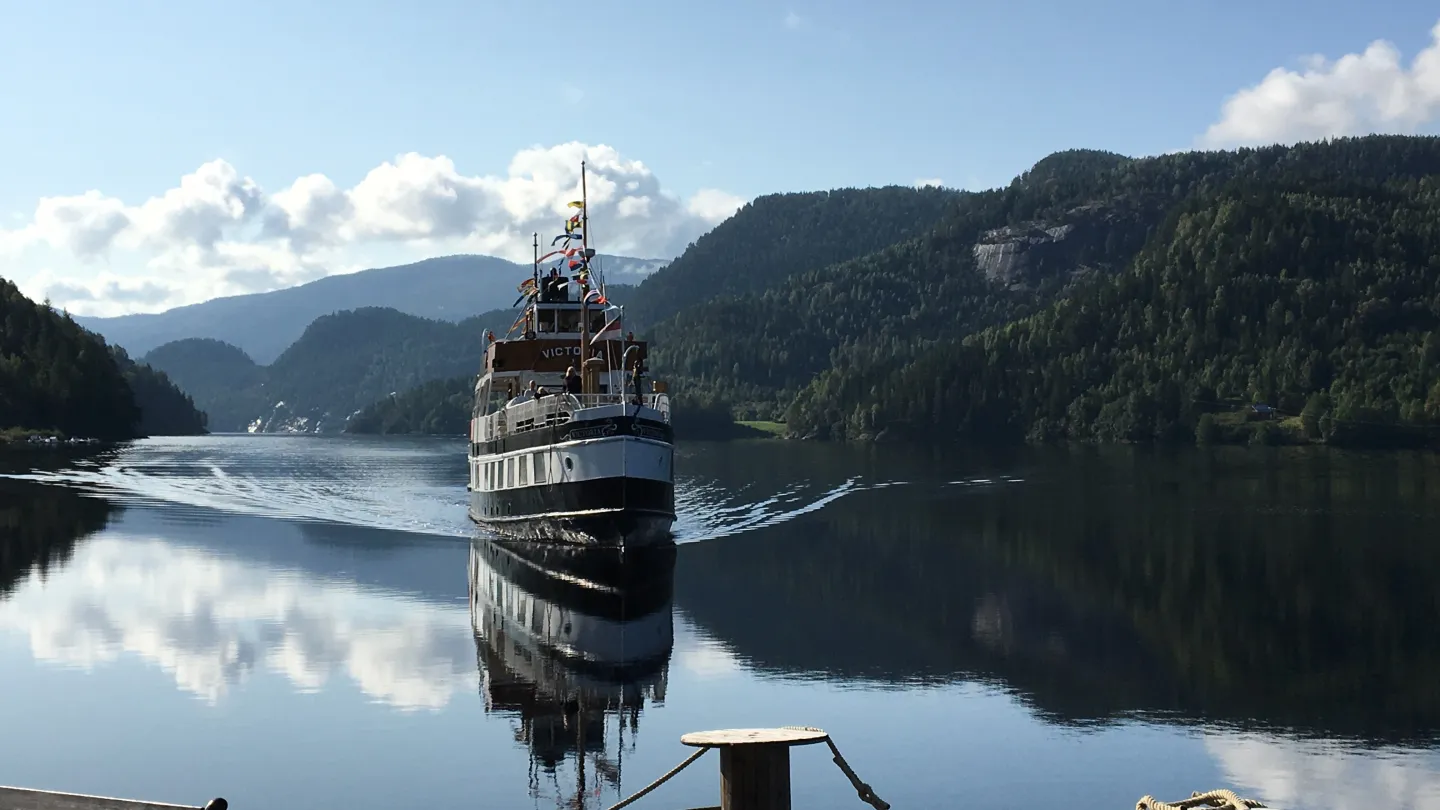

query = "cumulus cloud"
[1201,20,1440,147]
[913,178,944,188]
[1,142,746,316]
[0,536,478,708]
[783,11,803,29]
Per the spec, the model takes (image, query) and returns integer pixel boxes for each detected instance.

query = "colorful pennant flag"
[589,313,621,345]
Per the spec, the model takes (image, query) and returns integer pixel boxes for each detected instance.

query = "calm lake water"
[2,436,1439,810]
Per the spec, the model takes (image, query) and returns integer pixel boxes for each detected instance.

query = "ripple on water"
[2,436,1026,544]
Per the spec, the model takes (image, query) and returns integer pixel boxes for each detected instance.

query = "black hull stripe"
[471,476,674,520]
[473,414,673,455]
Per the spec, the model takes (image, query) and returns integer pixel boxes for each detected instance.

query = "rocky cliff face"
[973,223,1080,287]
[972,197,1160,291]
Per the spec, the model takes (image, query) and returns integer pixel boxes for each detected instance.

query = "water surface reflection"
[469,539,675,809]
[1,439,1439,810]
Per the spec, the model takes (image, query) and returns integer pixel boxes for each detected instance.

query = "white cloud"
[783,11,803,29]
[1206,731,1440,810]
[19,269,173,313]
[686,188,747,221]
[1201,20,1440,147]
[0,142,746,316]
[914,178,944,188]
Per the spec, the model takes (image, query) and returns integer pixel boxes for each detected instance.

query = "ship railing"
[501,394,573,435]
[569,392,671,424]
[482,391,672,439]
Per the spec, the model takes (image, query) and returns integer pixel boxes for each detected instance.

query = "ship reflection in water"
[469,537,676,808]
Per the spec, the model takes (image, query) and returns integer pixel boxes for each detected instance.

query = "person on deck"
[564,366,582,395]
[546,268,566,301]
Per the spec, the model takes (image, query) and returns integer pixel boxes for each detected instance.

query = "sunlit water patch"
[3,436,474,538]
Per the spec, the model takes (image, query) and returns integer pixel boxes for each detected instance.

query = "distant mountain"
[77,253,662,363]
[140,338,268,434]
[144,307,516,432]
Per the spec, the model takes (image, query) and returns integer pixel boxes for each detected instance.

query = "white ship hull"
[468,400,675,548]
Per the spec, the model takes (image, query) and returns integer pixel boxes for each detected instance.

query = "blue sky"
[3,0,1440,316]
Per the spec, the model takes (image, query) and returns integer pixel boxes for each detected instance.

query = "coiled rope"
[603,729,890,810]
[1137,789,1267,810]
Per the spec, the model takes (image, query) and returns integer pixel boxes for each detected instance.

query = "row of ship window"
[479,452,572,490]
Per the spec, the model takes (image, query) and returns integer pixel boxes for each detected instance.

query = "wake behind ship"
[467,162,676,548]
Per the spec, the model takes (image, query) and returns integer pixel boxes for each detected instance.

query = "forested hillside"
[632,136,1440,448]
[786,136,1440,445]
[1,278,207,440]
[347,375,474,435]
[625,186,961,329]
[134,135,1440,448]
[141,338,268,433]
[644,150,1163,418]
[144,307,517,432]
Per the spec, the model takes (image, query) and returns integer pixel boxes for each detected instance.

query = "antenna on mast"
[580,160,589,259]
[532,232,539,292]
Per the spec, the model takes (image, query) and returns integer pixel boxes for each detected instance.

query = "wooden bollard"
[680,727,830,810]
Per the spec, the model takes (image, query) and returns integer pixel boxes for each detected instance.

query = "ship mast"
[580,161,589,268]
[578,162,591,392]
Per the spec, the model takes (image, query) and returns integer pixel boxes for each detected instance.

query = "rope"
[604,745,712,810]
[1137,789,1267,810]
[824,738,890,810]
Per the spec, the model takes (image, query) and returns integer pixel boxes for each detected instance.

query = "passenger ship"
[467,162,675,548]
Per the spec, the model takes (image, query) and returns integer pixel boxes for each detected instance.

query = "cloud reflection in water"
[0,534,477,709]
[1206,732,1440,810]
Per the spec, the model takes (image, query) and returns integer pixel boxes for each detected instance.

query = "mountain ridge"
[76,253,663,363]
[141,306,522,432]
[107,137,1440,448]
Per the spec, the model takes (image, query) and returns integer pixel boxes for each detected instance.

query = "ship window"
[505,458,514,488]
[534,453,547,484]
[537,309,557,332]
[590,313,607,334]
[557,310,581,332]
[519,454,529,486]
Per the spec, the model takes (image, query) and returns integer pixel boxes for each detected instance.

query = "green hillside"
[151,135,1440,448]
[785,136,1440,446]
[144,307,517,432]
[625,186,961,329]
[1,277,207,440]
